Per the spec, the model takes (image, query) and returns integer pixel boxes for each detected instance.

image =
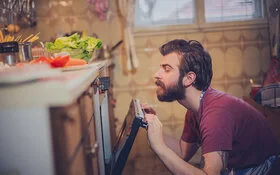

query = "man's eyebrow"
[160,64,174,69]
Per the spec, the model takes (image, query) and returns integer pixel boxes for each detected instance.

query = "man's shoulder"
[205,87,226,96]
[204,87,239,104]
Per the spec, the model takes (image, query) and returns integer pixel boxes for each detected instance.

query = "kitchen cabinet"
[0,60,115,175]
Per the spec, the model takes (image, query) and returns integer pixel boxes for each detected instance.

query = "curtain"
[266,0,280,58]
[118,0,139,74]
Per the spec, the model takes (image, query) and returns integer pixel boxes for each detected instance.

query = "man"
[144,39,280,175]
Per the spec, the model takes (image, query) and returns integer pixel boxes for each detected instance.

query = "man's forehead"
[161,52,180,67]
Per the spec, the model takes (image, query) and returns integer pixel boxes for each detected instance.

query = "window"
[134,0,264,27]
[135,0,194,27]
[205,0,264,22]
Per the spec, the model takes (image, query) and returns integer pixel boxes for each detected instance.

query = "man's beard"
[155,77,185,102]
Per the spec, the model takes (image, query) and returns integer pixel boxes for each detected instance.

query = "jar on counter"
[0,41,19,66]
[19,42,33,62]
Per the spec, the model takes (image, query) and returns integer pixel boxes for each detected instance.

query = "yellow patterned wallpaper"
[21,0,272,174]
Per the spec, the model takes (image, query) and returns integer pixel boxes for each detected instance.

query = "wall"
[20,0,271,174]
[21,0,121,46]
[118,27,271,175]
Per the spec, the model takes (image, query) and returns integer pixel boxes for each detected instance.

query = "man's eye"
[164,67,171,72]
[164,69,170,72]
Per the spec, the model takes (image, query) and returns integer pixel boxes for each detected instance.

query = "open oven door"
[105,99,147,175]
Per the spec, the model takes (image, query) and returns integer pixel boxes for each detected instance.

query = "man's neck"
[177,87,202,113]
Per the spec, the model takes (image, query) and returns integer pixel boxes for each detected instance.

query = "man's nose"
[154,70,161,79]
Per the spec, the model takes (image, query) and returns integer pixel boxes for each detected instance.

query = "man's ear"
[182,72,196,88]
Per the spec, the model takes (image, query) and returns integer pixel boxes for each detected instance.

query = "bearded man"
[144,39,280,175]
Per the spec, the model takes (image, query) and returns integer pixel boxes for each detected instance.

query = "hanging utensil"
[110,40,123,52]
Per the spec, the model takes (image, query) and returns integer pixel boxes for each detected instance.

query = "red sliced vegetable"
[50,55,70,68]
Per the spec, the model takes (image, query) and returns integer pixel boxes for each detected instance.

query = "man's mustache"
[155,80,165,88]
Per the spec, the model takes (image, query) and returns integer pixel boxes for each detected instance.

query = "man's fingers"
[141,103,156,115]
[145,113,155,121]
[145,114,162,132]
[144,114,155,125]
[143,108,156,115]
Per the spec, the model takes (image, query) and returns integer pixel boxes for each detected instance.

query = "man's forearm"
[154,144,206,175]
[163,132,182,156]
[163,133,199,161]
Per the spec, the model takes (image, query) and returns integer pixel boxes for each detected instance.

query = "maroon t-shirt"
[181,88,280,169]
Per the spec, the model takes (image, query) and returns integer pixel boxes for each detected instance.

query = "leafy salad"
[45,33,102,61]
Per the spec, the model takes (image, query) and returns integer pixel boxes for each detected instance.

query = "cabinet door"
[79,88,99,175]
[50,103,86,175]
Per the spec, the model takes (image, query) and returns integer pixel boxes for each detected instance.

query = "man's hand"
[141,103,156,115]
[144,113,165,152]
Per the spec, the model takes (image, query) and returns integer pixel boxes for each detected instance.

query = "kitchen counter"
[0,60,110,108]
[0,59,115,175]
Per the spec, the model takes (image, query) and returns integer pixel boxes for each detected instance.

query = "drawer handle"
[83,86,94,97]
[62,114,75,122]
[86,143,99,156]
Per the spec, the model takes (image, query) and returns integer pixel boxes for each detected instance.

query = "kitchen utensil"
[110,40,123,52]
[0,41,19,65]
[18,42,33,62]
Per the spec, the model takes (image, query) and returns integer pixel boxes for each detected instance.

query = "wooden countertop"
[0,60,111,109]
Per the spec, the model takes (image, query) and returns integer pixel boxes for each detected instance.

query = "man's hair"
[159,39,213,91]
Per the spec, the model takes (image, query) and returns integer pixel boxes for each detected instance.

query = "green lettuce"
[45,33,102,61]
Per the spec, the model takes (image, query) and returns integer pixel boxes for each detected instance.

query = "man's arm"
[142,105,199,161]
[156,144,228,175]
[163,133,199,161]
[180,139,199,161]
[200,151,229,175]
[145,114,228,175]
